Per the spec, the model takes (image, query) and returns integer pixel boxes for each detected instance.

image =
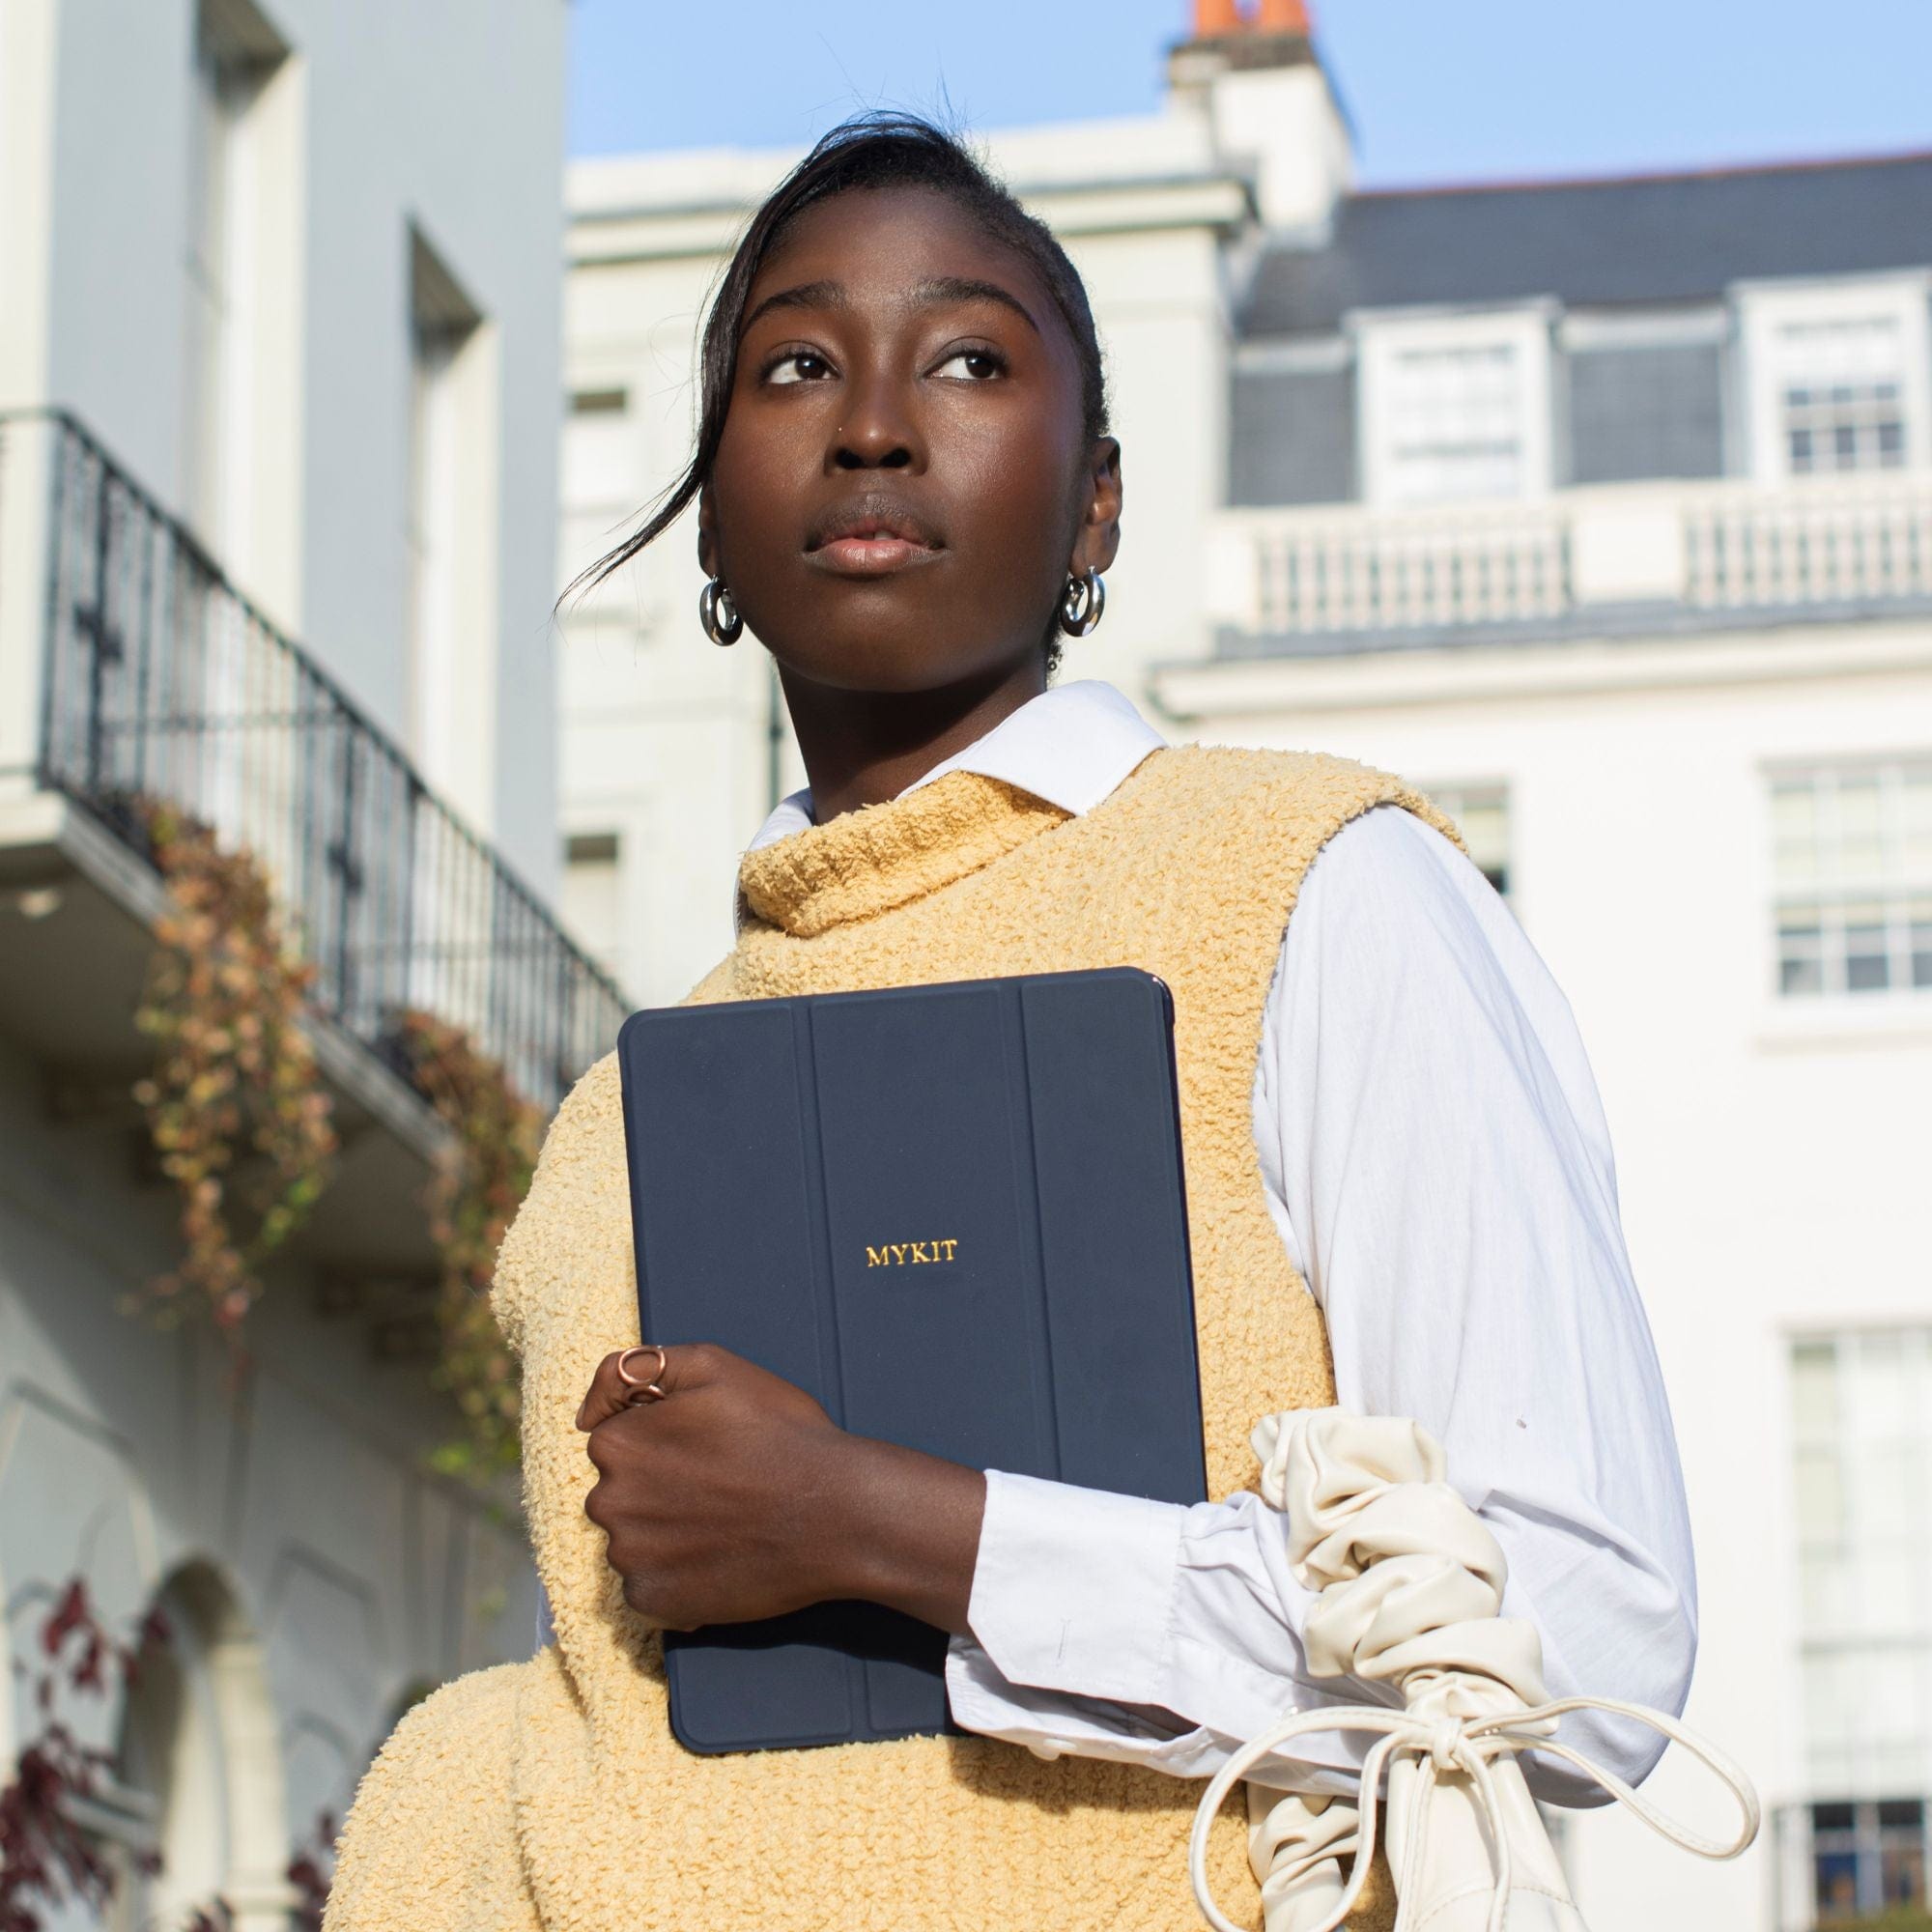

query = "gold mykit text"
[864,1240,960,1267]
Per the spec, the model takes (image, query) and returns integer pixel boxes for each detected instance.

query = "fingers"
[577,1347,660,1433]
[575,1342,721,1432]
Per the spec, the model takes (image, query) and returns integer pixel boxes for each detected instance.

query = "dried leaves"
[397,1009,541,1481]
[128,807,536,1471]
[132,802,337,1329]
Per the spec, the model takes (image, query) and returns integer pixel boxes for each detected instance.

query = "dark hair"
[567,113,1110,609]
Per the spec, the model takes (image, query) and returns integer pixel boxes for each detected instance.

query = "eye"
[765,349,834,386]
[932,346,1006,382]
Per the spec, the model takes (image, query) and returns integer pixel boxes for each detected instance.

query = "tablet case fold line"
[792,997,846,1427]
[1000,980,1062,1485]
[790,997,871,1733]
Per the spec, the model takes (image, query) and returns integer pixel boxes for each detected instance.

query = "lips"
[804,496,944,579]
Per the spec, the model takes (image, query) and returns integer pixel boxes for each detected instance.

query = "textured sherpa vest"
[326,745,1453,1932]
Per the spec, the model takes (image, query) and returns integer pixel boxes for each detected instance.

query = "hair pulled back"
[570,113,1110,599]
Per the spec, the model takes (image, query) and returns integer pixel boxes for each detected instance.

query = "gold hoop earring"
[699,577,742,646]
[1057,568,1105,639]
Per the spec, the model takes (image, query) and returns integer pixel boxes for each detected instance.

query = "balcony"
[1207,470,1932,658]
[0,409,628,1291]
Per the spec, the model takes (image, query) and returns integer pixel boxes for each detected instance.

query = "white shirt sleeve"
[945,806,1698,1802]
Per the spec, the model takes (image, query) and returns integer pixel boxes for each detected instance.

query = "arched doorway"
[105,1561,290,1932]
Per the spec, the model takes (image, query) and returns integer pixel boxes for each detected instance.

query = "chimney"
[1169,0,1351,241]
[1253,0,1312,29]
[1193,0,1245,32]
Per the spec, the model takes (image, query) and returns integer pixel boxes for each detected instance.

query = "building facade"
[555,5,1932,1926]
[0,3,604,1925]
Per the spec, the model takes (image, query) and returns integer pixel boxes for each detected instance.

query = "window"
[406,231,488,807]
[562,383,639,509]
[1357,310,1553,508]
[183,18,242,545]
[1791,1331,1932,1797]
[1385,345,1524,503]
[1803,1798,1928,1924]
[1788,1330,1932,1925]
[1776,318,1909,476]
[1740,279,1932,485]
[1771,762,1932,998]
[561,828,625,983]
[1427,782,1511,900]
[181,0,290,559]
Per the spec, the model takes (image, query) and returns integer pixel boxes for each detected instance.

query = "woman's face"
[700,185,1121,696]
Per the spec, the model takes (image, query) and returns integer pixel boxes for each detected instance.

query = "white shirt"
[747,681,1696,1802]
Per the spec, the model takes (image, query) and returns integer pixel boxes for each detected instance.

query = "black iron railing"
[19,409,628,1114]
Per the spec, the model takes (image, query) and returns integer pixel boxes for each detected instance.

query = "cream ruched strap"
[1246,1783,1358,1929]
[1192,1692,1760,1932]
[1189,1410,1761,1932]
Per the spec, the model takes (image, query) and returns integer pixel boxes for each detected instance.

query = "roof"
[1241,150,1932,337]
[567,113,1218,220]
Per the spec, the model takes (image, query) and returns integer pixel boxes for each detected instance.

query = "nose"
[831,365,922,472]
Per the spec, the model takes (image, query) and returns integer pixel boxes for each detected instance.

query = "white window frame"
[179,0,300,623]
[1786,1327,1932,1810]
[562,375,640,514]
[408,317,463,790]
[1736,274,1932,486]
[560,824,627,986]
[405,227,499,836]
[183,26,245,554]
[1766,755,1932,1004]
[1352,305,1555,509]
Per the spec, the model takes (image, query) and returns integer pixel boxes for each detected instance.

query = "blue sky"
[569,0,1932,186]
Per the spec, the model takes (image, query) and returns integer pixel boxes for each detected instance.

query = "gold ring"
[614,1344,669,1403]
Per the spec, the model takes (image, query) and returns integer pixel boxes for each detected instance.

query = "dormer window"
[1739,277,1932,484]
[1777,318,1907,475]
[1355,308,1554,508]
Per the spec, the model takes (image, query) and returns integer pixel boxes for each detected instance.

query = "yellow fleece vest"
[326,745,1454,1932]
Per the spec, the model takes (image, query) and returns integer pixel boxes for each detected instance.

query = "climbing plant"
[395,1009,541,1480]
[128,805,537,1472]
[0,1577,320,1930]
[131,802,337,1331]
[285,1808,337,1931]
[0,1579,169,1931]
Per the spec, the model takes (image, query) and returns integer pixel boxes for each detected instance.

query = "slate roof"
[1241,151,1932,338]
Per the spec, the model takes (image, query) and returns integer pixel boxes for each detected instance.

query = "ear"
[696,485,720,582]
[1068,438,1122,578]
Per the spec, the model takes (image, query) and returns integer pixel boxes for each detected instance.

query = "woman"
[327,117,1700,1931]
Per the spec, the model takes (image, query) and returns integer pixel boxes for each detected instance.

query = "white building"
[0,3,606,1925]
[556,4,1932,1926]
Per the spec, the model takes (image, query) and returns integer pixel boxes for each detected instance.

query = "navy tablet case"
[615,966,1206,1754]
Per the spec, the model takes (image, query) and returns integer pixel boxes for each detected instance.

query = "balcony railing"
[1684,478,1932,611]
[19,410,628,1114]
[1237,497,1572,639]
[1211,470,1932,650]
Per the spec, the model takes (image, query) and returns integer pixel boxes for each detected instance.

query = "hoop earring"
[1057,568,1106,639]
[699,577,742,646]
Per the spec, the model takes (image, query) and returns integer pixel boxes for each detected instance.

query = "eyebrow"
[911,276,1040,334]
[739,274,1041,338]
[740,278,845,335]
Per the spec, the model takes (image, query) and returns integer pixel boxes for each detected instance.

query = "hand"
[577,1344,986,1634]
[577,1343,844,1629]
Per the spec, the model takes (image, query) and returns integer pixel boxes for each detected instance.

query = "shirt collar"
[746,679,1167,853]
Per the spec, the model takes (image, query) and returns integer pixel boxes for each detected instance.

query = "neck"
[779,655,1048,824]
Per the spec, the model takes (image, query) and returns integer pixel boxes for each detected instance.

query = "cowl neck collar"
[737,768,1071,939]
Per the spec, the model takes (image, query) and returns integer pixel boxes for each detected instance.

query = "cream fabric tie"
[1188,1410,1761,1932]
